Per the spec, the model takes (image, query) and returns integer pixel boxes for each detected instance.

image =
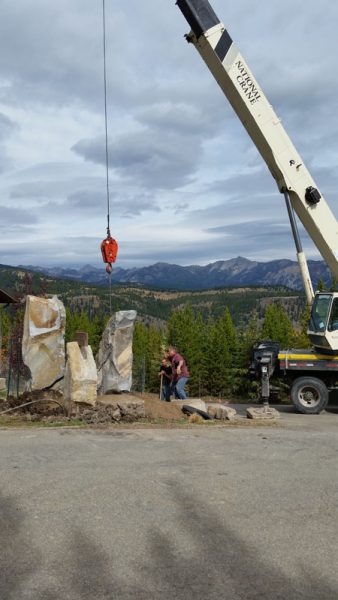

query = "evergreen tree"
[242,310,261,361]
[145,325,164,393]
[293,305,311,348]
[132,322,148,392]
[262,303,294,347]
[198,318,216,397]
[317,278,326,292]
[330,277,338,292]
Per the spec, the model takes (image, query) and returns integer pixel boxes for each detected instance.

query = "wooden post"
[159,374,163,400]
[74,331,88,348]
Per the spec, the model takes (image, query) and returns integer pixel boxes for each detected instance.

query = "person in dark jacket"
[159,358,172,402]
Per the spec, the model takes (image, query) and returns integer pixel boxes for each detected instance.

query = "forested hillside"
[0,264,303,326]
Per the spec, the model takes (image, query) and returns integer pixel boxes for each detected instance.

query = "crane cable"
[101,0,118,315]
[102,0,110,239]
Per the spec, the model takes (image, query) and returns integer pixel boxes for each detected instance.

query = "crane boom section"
[176,0,338,279]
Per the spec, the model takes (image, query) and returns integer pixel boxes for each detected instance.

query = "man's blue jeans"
[176,377,189,400]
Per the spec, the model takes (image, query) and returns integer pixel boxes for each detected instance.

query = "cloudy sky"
[0,0,337,269]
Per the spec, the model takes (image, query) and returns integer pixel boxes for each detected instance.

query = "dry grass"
[188,413,205,424]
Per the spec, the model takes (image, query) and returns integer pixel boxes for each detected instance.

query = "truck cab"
[308,292,338,353]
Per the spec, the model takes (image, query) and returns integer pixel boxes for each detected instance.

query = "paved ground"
[1,411,338,599]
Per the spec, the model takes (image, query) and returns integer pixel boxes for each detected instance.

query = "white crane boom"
[176,0,338,300]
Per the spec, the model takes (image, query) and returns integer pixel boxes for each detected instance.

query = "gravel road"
[1,415,338,599]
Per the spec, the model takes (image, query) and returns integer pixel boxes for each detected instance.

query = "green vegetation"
[133,302,310,399]
[0,265,311,400]
[0,264,303,325]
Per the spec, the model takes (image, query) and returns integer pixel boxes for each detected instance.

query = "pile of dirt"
[139,393,187,421]
[79,396,145,424]
[0,391,188,426]
[0,390,64,416]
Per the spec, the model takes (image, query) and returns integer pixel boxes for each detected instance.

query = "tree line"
[132,302,310,398]
[1,298,310,399]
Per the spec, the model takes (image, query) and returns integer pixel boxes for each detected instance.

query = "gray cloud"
[0,112,18,172]
[71,93,230,191]
[72,123,201,190]
[0,113,17,138]
[67,189,158,217]
[0,207,37,232]
[0,0,337,269]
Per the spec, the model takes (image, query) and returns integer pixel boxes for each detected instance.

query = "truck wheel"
[290,377,328,414]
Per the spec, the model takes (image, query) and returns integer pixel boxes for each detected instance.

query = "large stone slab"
[96,310,137,394]
[247,406,281,420]
[207,404,237,421]
[64,342,97,413]
[22,295,66,390]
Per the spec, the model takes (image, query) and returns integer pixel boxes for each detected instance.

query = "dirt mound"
[139,393,187,421]
[0,391,188,426]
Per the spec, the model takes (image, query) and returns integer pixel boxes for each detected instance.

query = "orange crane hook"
[101,233,118,274]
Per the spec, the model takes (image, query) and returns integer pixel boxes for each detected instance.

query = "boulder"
[22,295,66,390]
[64,342,97,413]
[171,399,207,412]
[96,310,137,394]
[207,404,237,420]
[246,406,281,420]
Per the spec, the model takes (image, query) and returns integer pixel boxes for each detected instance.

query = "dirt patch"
[0,391,280,429]
[0,390,64,415]
[134,393,187,422]
[0,391,188,426]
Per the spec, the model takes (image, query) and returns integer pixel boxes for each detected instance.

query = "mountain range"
[22,256,330,291]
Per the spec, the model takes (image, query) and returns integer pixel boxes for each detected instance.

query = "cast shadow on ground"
[145,480,338,599]
[1,485,337,599]
[0,492,58,600]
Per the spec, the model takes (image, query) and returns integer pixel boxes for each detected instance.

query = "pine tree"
[317,278,326,292]
[262,303,294,347]
[132,322,148,392]
[145,325,164,393]
[293,305,311,348]
[330,277,338,292]
[198,318,215,397]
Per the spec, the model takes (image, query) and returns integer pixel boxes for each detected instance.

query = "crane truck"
[176,0,338,414]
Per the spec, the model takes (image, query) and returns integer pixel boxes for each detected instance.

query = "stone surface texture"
[22,295,66,390]
[96,310,137,394]
[208,404,237,420]
[247,406,281,420]
[64,342,97,412]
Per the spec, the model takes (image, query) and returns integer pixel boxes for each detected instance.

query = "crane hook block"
[101,236,118,265]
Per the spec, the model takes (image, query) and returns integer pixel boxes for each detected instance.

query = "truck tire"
[181,405,213,420]
[290,377,328,414]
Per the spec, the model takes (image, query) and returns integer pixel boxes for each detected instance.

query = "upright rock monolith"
[22,295,66,390]
[96,310,137,394]
[64,341,97,414]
